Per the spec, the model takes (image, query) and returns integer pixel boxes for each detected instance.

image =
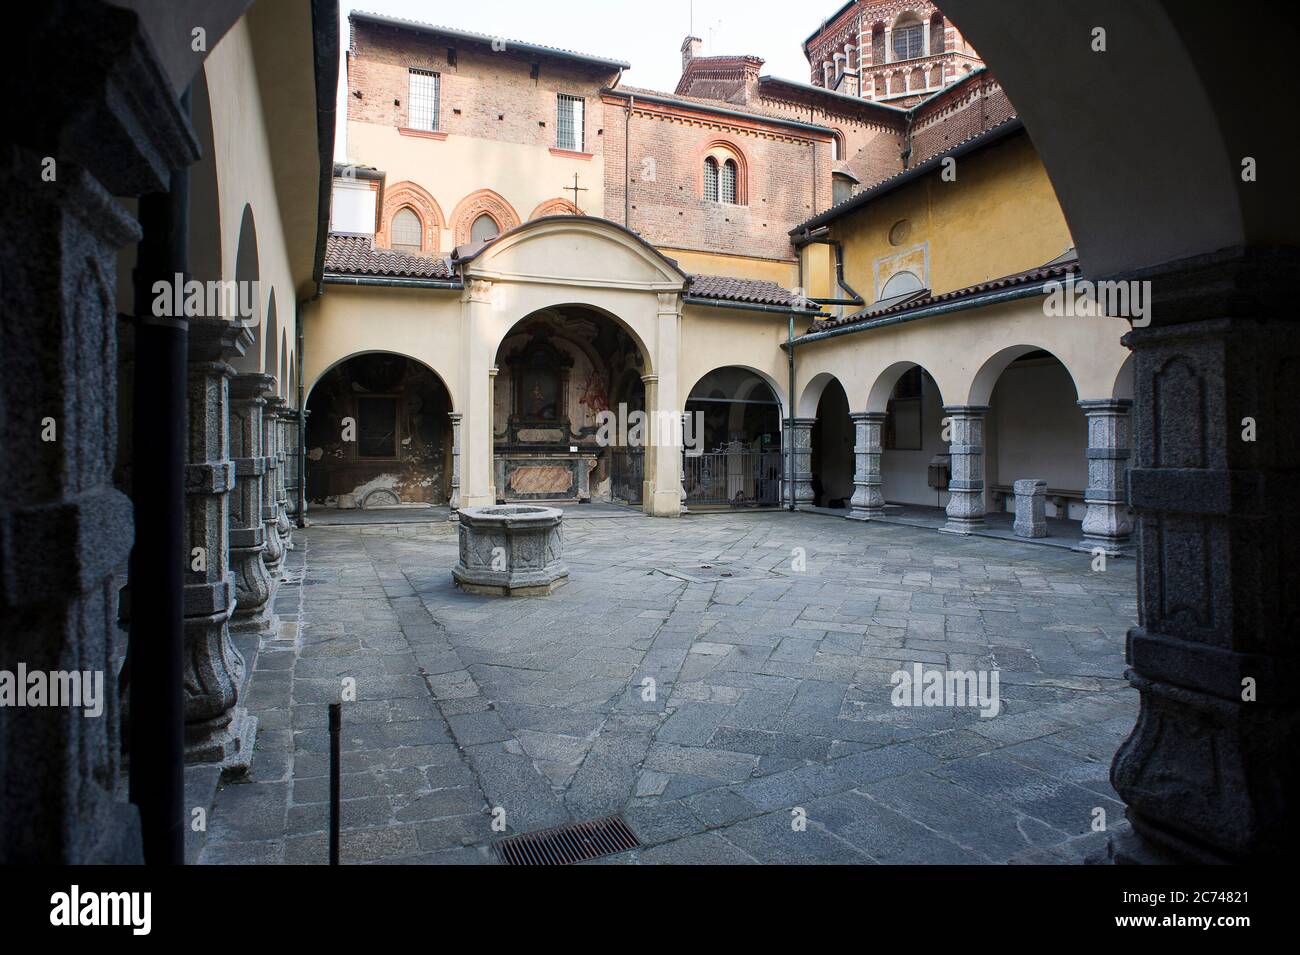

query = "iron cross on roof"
[563,173,587,214]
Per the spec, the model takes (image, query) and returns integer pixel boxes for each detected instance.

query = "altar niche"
[493,308,645,504]
[305,353,453,508]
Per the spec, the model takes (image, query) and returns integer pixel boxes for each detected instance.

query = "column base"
[1072,537,1131,557]
[940,517,984,535]
[184,707,258,775]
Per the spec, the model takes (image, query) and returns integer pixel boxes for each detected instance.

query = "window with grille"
[556,94,584,152]
[892,24,923,61]
[720,160,737,204]
[703,157,719,201]
[408,69,440,131]
[357,396,398,458]
[391,207,422,253]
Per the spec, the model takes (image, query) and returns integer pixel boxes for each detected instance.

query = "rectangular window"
[408,69,440,131]
[556,94,584,152]
[357,396,399,458]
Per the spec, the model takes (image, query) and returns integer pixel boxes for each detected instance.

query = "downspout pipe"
[624,94,633,228]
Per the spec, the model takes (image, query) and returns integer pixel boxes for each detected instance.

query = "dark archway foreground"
[940,0,1300,863]
[0,0,1295,865]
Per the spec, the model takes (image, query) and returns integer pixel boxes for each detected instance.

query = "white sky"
[335,0,833,159]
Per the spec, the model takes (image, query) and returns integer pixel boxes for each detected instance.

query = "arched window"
[470,213,500,243]
[880,269,924,300]
[719,160,737,204]
[892,15,924,61]
[929,13,946,54]
[704,157,719,202]
[390,206,422,254]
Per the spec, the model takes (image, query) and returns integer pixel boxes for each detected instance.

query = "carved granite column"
[849,411,886,519]
[448,411,462,511]
[227,373,276,636]
[790,418,817,506]
[183,319,256,770]
[261,396,285,580]
[0,149,143,862]
[941,405,988,534]
[488,365,499,504]
[1108,250,1300,864]
[271,402,292,551]
[284,404,299,522]
[1074,398,1133,554]
[680,412,691,514]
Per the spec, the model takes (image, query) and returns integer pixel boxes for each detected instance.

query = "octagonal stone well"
[452,504,568,596]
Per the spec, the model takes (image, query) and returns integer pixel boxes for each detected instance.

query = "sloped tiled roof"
[809,259,1079,333]
[324,234,455,280]
[687,273,818,310]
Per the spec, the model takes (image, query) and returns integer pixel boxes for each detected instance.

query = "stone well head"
[452,504,568,596]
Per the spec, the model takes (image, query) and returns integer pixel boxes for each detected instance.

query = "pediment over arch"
[460,215,687,292]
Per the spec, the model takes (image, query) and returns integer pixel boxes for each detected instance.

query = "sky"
[334,0,835,159]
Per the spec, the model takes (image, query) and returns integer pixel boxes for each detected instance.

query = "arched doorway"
[304,353,454,509]
[491,305,646,506]
[866,362,949,514]
[978,348,1088,535]
[684,366,784,507]
[802,375,854,511]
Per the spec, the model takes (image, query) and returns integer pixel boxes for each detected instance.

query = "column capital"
[941,404,990,416]
[230,371,277,401]
[850,411,888,423]
[447,411,463,422]
[464,278,494,304]
[1077,397,1134,413]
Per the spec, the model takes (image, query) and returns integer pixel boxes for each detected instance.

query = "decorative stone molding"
[464,278,494,304]
[1073,398,1133,555]
[376,180,444,254]
[450,188,520,246]
[940,405,988,534]
[528,197,582,220]
[849,412,887,519]
[182,319,256,771]
[228,373,277,636]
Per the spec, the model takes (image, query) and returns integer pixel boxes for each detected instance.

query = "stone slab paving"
[200,510,1137,865]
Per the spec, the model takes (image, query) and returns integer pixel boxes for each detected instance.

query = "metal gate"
[610,448,643,505]
[683,447,783,507]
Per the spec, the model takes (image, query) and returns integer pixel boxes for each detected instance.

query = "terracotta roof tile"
[687,273,817,309]
[809,259,1079,332]
[324,233,454,279]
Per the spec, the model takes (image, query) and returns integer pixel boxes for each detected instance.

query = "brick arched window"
[449,189,521,246]
[377,181,444,255]
[699,142,747,205]
[929,13,946,54]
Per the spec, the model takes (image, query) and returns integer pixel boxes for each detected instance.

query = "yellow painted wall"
[661,248,799,287]
[834,131,1074,300]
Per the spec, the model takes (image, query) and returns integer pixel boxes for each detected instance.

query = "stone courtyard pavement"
[199,510,1138,864]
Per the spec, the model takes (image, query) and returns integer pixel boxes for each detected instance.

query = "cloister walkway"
[196,510,1137,864]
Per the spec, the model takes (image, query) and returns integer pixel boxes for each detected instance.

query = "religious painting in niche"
[521,367,560,421]
[357,395,398,457]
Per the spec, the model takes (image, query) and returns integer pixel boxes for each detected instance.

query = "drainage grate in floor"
[491,815,641,865]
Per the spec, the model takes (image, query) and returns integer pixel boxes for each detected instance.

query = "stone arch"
[966,344,1082,408]
[1112,351,1135,400]
[687,364,788,419]
[797,371,843,417]
[867,360,946,413]
[376,180,444,255]
[450,189,520,246]
[265,290,279,384]
[231,203,261,373]
[529,197,582,220]
[306,350,455,411]
[279,329,288,398]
